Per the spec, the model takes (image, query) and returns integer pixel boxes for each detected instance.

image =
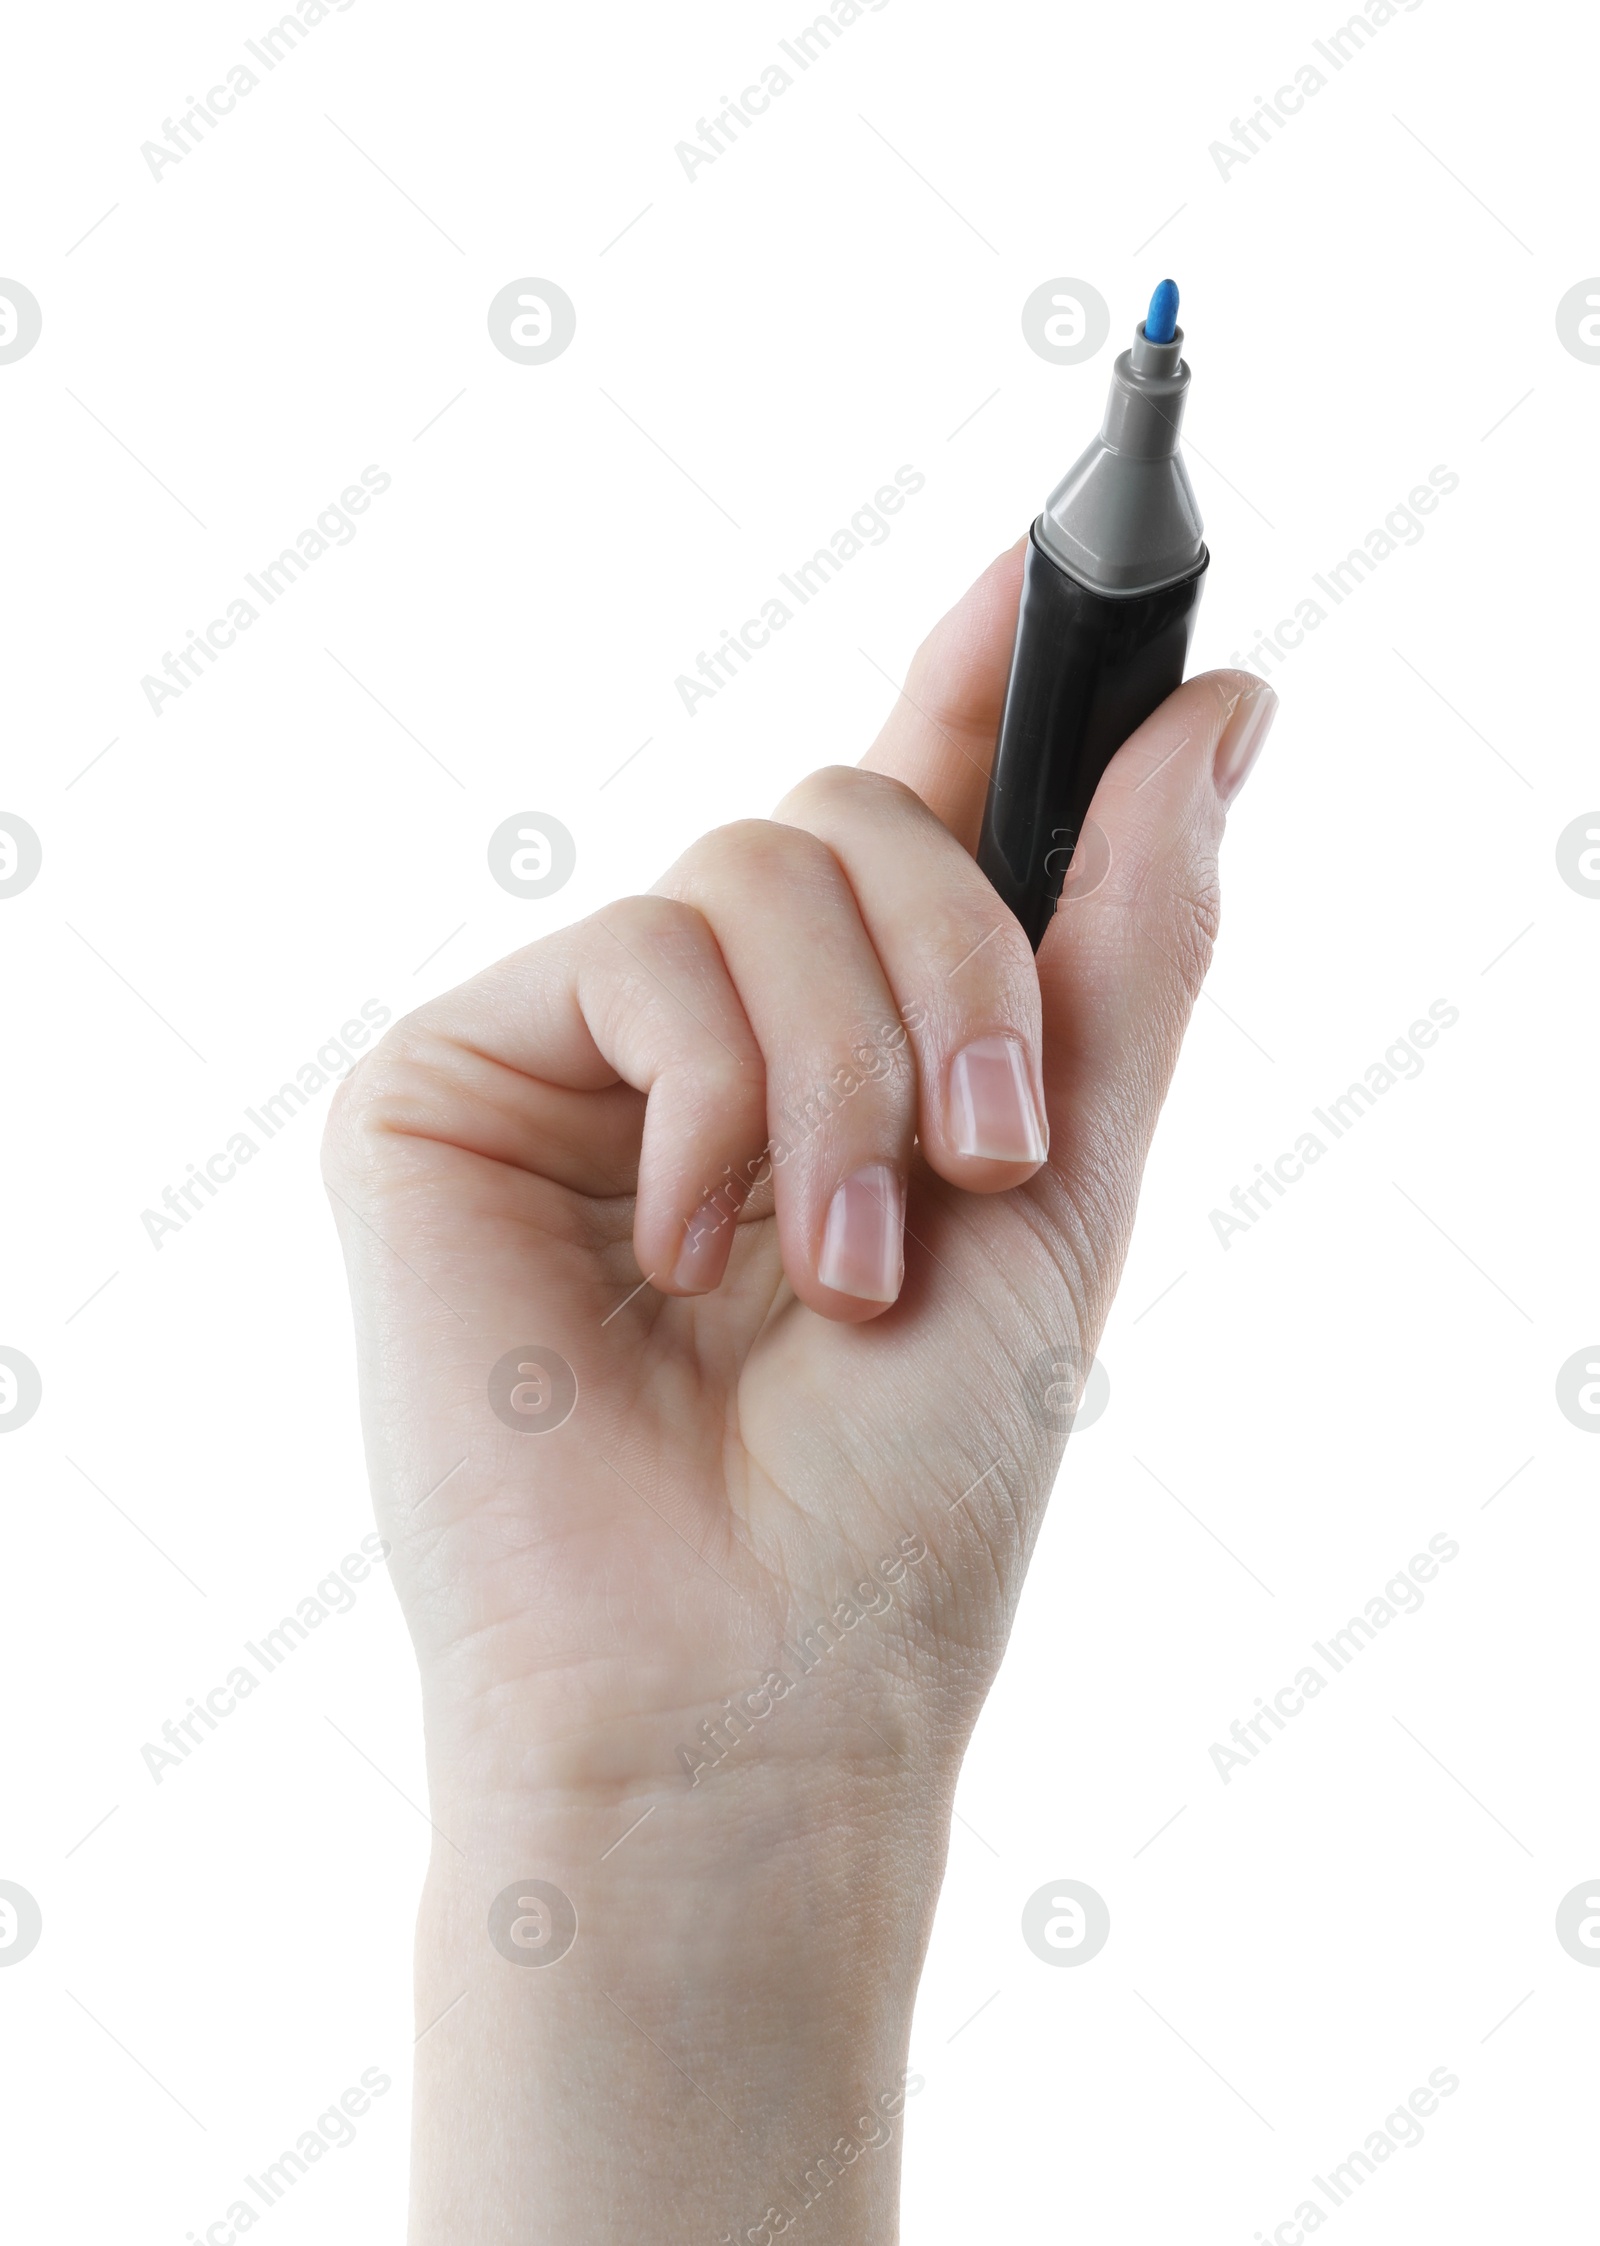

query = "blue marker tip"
[1145,278,1179,346]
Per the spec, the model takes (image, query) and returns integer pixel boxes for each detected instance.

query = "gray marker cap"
[1035,318,1205,595]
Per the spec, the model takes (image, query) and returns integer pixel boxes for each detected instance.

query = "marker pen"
[977,280,1207,950]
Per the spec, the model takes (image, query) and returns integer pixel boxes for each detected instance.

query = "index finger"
[859,538,1026,851]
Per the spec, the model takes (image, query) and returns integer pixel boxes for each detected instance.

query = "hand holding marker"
[322,246,1290,2234]
[979,281,1209,948]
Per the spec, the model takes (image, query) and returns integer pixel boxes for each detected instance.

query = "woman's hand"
[323,538,1274,2244]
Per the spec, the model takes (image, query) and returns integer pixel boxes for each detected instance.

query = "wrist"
[418,1747,948,2009]
[409,1751,948,2244]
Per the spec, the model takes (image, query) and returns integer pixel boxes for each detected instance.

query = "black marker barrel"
[978,282,1208,951]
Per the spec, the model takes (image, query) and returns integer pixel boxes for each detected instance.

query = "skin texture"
[322,538,1276,2243]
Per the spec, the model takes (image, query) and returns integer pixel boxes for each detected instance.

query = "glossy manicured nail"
[818,1165,904,1304]
[1214,682,1278,805]
[949,1035,1048,1164]
[672,1198,736,1293]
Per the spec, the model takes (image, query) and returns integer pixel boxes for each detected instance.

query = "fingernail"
[949,1035,1048,1164]
[672,1198,736,1293]
[1214,682,1278,805]
[818,1165,905,1304]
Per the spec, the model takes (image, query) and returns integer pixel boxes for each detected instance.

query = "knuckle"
[589,894,759,1060]
[687,816,841,900]
[320,1013,448,1174]
[596,890,705,962]
[777,763,916,829]
[772,763,856,823]
[841,1019,917,1100]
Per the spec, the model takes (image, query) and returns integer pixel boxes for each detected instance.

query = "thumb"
[1035,668,1278,1215]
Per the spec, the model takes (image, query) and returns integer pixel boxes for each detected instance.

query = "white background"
[2,0,1596,2238]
